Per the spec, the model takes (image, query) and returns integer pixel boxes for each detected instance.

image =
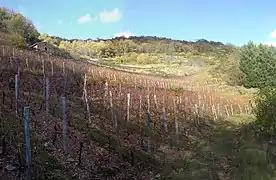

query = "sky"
[1,0,276,46]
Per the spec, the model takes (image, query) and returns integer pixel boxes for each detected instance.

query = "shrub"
[240,42,276,88]
[254,88,276,136]
[8,35,26,48]
[136,53,149,64]
[212,49,244,86]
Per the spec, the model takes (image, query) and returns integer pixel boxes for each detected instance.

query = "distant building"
[29,42,54,54]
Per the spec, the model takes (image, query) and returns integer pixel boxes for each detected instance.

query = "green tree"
[38,33,59,46]
[0,7,39,45]
[213,48,244,86]
[240,42,276,88]
[240,42,276,137]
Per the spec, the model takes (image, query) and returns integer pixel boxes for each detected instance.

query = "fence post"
[83,74,91,124]
[139,95,142,121]
[146,94,151,153]
[24,107,32,179]
[162,106,168,133]
[174,98,179,138]
[62,97,68,153]
[109,91,114,123]
[51,61,54,76]
[194,104,199,125]
[202,103,206,124]
[45,77,50,114]
[127,93,130,121]
[15,74,19,117]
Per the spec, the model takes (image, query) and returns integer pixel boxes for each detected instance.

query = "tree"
[38,33,59,46]
[240,42,276,137]
[0,8,39,45]
[239,42,276,88]
[213,48,244,86]
[0,7,12,31]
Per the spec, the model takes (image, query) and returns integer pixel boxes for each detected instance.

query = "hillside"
[0,6,241,86]
[3,6,276,180]
[2,41,276,180]
[38,34,242,90]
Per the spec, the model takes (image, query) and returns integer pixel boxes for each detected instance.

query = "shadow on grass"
[161,115,276,180]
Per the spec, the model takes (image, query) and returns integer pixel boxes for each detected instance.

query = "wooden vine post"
[139,95,142,121]
[62,62,65,75]
[109,91,114,123]
[212,104,217,121]
[62,97,68,154]
[45,77,50,114]
[146,94,151,153]
[103,82,108,107]
[174,97,179,141]
[15,74,19,117]
[194,104,199,125]
[26,58,29,69]
[83,74,91,124]
[217,103,221,117]
[63,66,67,97]
[202,103,206,124]
[225,104,229,117]
[127,93,130,121]
[2,45,5,56]
[51,61,54,76]
[162,95,168,133]
[24,106,32,179]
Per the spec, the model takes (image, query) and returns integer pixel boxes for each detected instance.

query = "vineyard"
[0,45,258,179]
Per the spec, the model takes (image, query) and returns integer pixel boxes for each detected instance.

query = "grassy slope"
[1,44,275,179]
[87,55,255,100]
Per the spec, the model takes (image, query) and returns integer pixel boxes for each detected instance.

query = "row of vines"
[0,45,253,179]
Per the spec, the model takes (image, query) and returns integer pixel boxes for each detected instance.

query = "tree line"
[0,6,234,60]
[38,33,234,59]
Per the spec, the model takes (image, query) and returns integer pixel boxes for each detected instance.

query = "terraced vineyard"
[2,45,274,180]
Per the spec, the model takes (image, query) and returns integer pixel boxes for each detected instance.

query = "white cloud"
[78,14,92,24]
[99,8,121,23]
[114,30,134,38]
[270,30,276,39]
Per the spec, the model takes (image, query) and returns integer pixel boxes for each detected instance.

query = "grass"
[88,57,257,99]
[154,114,276,180]
[87,56,205,78]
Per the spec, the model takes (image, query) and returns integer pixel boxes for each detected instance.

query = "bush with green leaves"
[8,34,26,48]
[0,7,39,45]
[254,88,276,136]
[240,42,276,136]
[240,41,276,88]
[212,49,244,86]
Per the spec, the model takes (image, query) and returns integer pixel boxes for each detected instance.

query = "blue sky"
[1,0,276,45]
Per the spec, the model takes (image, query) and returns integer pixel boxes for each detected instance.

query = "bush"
[212,49,244,86]
[136,53,160,64]
[240,42,276,88]
[8,34,26,48]
[254,88,276,136]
